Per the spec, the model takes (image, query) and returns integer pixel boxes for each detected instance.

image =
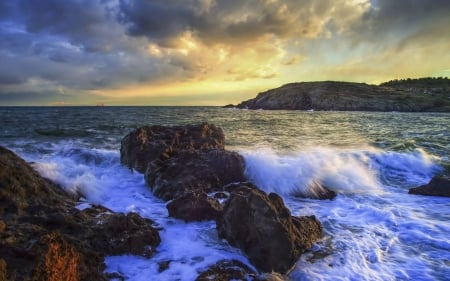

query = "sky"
[0,0,449,106]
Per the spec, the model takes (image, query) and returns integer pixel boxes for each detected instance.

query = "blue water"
[1,106,449,280]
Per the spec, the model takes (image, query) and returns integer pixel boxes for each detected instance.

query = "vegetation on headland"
[233,77,450,112]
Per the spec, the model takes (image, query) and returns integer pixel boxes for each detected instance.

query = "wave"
[241,147,441,197]
[31,145,120,202]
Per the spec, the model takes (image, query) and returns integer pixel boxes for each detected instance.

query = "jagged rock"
[236,80,450,112]
[217,183,322,274]
[195,260,259,281]
[86,210,161,257]
[145,150,246,201]
[167,191,223,222]
[120,123,225,173]
[0,146,161,280]
[409,176,450,197]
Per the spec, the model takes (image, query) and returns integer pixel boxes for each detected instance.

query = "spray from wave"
[241,147,441,197]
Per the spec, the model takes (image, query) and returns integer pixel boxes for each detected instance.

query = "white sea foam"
[242,147,441,197]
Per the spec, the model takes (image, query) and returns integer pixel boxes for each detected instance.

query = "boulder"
[195,260,258,281]
[0,146,161,280]
[167,191,223,222]
[120,123,225,173]
[217,183,322,274]
[145,150,246,201]
[409,176,450,197]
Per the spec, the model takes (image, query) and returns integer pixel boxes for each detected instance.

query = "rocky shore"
[232,78,450,112]
[2,122,448,280]
[0,146,160,280]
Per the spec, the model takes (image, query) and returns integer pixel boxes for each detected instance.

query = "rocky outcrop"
[120,123,225,173]
[0,146,160,281]
[195,260,258,281]
[167,191,223,222]
[409,176,450,197]
[145,150,246,201]
[236,80,450,112]
[217,183,322,274]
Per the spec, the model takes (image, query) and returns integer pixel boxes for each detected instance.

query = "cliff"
[235,78,450,112]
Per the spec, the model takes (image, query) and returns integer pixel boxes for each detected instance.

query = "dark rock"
[0,146,161,281]
[217,183,322,274]
[409,176,450,197]
[120,123,225,173]
[223,104,236,108]
[167,191,223,222]
[158,260,171,273]
[86,211,161,257]
[145,150,246,201]
[304,181,337,200]
[195,260,258,281]
[213,192,229,200]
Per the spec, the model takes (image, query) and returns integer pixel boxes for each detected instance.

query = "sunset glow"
[0,0,449,105]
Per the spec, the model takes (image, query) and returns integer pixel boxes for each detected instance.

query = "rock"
[0,146,161,280]
[236,80,450,112]
[86,211,161,257]
[195,260,259,281]
[217,183,322,274]
[145,150,246,201]
[0,259,6,281]
[409,176,450,197]
[167,191,223,222]
[29,232,81,281]
[306,181,337,200]
[223,104,236,108]
[120,123,225,173]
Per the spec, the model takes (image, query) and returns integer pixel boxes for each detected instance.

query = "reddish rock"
[217,183,322,274]
[120,123,225,173]
[31,233,80,281]
[167,191,222,222]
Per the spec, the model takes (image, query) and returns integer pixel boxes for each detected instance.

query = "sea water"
[1,106,449,281]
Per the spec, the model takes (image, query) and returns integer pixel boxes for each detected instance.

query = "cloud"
[0,0,449,105]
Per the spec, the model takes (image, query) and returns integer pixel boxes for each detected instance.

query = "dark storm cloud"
[0,0,176,101]
[353,0,450,46]
[118,0,316,46]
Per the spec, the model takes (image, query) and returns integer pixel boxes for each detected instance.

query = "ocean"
[1,106,449,280]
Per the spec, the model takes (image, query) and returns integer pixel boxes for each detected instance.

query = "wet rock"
[145,150,246,201]
[120,123,225,173]
[305,181,337,200]
[30,232,81,281]
[217,183,322,274]
[409,176,450,197]
[195,260,259,281]
[87,211,161,257]
[167,191,223,222]
[0,146,161,280]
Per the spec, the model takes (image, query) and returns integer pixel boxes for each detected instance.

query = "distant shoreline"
[228,77,450,112]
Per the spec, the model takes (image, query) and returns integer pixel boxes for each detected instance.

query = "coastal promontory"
[234,78,450,112]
